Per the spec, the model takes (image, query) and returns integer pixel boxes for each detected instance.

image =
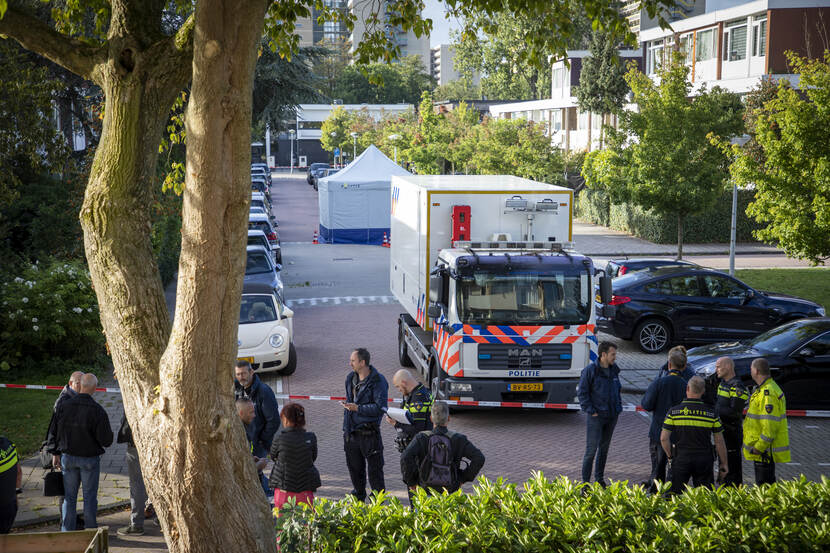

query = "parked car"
[605,258,697,278]
[597,266,825,353]
[247,229,281,264]
[237,282,296,375]
[307,162,329,185]
[689,318,830,409]
[251,180,270,200]
[313,167,339,191]
[245,244,283,293]
[252,191,272,212]
[251,167,271,185]
[248,214,280,248]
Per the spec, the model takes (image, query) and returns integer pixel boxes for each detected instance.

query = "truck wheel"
[429,360,441,400]
[281,343,297,376]
[635,319,670,354]
[398,322,414,367]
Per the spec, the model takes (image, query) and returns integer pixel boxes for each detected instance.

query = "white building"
[430,44,480,87]
[348,0,431,71]
[489,0,830,152]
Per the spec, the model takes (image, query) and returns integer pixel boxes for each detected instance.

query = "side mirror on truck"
[427,304,442,319]
[429,274,444,304]
[599,275,612,304]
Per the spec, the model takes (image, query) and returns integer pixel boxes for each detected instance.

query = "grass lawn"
[735,268,830,309]
[0,372,66,457]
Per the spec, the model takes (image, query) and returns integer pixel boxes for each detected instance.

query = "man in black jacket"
[234,361,279,494]
[51,373,113,531]
[400,401,484,494]
[341,348,388,501]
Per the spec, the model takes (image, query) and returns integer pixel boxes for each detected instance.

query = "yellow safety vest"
[742,377,790,463]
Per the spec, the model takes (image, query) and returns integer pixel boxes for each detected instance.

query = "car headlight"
[696,361,717,378]
[269,334,285,348]
[818,307,826,316]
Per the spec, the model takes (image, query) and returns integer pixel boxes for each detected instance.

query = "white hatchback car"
[237,282,296,375]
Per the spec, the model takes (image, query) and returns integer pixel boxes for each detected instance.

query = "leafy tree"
[331,56,434,104]
[583,53,744,258]
[312,36,351,99]
[0,0,681,550]
[728,52,830,264]
[433,76,481,102]
[465,118,564,181]
[320,105,353,163]
[408,91,453,173]
[575,29,630,145]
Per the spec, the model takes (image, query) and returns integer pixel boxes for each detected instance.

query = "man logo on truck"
[508,348,543,369]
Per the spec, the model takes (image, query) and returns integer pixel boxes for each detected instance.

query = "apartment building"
[348,0,431,70]
[431,44,481,87]
[296,0,350,48]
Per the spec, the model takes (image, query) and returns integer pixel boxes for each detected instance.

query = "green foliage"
[735,268,830,308]
[276,473,830,552]
[331,56,434,105]
[583,53,744,256]
[0,259,105,374]
[576,187,764,244]
[433,77,481,102]
[320,106,354,162]
[0,388,58,457]
[728,51,830,265]
[575,29,629,118]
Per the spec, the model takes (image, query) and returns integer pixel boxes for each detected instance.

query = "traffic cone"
[312,229,319,244]
[382,232,390,248]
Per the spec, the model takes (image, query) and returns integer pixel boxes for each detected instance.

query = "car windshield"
[246,252,273,275]
[240,294,279,323]
[248,221,272,235]
[612,270,655,289]
[457,269,591,325]
[247,236,268,249]
[748,320,830,353]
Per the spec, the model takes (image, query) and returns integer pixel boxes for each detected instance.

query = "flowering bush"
[0,259,105,373]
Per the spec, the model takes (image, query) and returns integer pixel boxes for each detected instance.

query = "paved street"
[11,171,829,551]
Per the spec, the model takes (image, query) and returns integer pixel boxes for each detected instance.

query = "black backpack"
[418,431,457,490]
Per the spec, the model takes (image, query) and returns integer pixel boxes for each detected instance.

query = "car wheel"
[398,322,414,367]
[281,343,297,376]
[635,319,670,354]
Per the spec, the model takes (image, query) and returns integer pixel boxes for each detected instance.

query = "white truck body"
[390,175,602,405]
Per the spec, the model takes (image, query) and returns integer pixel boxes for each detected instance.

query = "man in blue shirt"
[578,341,622,488]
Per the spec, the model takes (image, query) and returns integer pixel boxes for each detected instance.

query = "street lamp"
[288,129,296,174]
[330,131,340,167]
[350,132,358,161]
[728,134,751,276]
[388,134,401,164]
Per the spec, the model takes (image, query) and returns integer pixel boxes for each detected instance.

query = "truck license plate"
[237,357,254,365]
[509,383,543,392]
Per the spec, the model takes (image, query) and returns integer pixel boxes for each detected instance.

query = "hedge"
[576,188,766,244]
[275,474,830,552]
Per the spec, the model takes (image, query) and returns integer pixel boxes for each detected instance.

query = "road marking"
[785,462,801,465]
[806,425,820,429]
[818,463,830,466]
[285,295,397,308]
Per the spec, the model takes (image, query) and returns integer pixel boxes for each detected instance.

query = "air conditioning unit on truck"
[390,175,612,406]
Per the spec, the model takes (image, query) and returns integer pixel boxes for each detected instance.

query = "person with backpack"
[400,401,485,496]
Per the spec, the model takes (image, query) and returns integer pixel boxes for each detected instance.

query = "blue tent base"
[319,224,390,245]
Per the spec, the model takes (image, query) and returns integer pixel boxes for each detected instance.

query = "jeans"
[344,430,385,501]
[61,454,101,531]
[581,413,618,483]
[126,446,148,528]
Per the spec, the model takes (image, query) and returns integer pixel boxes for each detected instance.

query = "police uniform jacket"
[743,377,790,463]
[662,399,723,451]
[0,436,18,508]
[715,376,748,432]
[395,383,433,441]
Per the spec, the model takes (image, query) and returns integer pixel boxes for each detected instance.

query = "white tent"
[318,145,411,244]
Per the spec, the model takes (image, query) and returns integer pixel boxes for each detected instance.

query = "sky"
[422,0,463,47]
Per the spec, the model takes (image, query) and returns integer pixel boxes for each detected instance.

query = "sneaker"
[117,525,145,536]
[597,480,608,488]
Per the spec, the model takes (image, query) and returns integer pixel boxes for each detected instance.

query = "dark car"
[597,267,825,353]
[605,258,697,278]
[313,167,339,191]
[245,245,283,293]
[689,318,830,409]
[307,163,329,185]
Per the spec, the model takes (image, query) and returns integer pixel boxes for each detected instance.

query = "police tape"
[3,383,830,418]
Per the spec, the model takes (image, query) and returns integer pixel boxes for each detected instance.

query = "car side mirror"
[796,347,814,358]
[429,274,444,304]
[426,304,442,319]
[275,263,282,272]
[599,276,612,304]
[742,289,755,304]
[281,307,294,319]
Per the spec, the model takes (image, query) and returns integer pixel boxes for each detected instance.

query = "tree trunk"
[676,213,684,260]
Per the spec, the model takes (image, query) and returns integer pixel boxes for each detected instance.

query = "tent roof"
[319,144,410,185]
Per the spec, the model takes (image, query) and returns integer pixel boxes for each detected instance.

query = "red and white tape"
[4,383,830,418]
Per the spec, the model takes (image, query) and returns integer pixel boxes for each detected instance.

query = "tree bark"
[676,213,684,260]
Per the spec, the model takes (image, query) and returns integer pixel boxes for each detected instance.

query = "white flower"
[22,297,28,303]
[87,307,93,313]
[32,325,39,331]
[13,277,23,283]
[9,314,14,320]
[73,307,83,314]
[32,317,38,323]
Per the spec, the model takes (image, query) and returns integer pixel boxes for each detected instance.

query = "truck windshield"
[457,270,591,325]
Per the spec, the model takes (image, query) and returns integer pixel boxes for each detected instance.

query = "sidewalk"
[572,220,781,257]
[13,374,130,529]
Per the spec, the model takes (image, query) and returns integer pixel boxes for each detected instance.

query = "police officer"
[387,369,433,452]
[743,358,790,484]
[714,357,748,486]
[0,435,22,534]
[661,376,728,494]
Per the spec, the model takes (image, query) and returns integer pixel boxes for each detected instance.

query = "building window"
[551,110,562,132]
[578,111,588,130]
[552,67,564,90]
[752,16,767,57]
[695,28,716,62]
[679,34,694,65]
[646,40,664,74]
[723,20,748,61]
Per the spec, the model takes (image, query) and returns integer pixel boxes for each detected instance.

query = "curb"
[13,500,130,530]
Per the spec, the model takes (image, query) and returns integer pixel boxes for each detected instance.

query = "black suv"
[597,267,825,353]
[605,258,696,278]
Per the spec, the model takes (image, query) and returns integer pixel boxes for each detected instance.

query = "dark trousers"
[721,428,743,486]
[754,460,776,484]
[670,450,714,494]
[581,413,618,483]
[648,439,670,488]
[0,501,16,534]
[344,430,385,501]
